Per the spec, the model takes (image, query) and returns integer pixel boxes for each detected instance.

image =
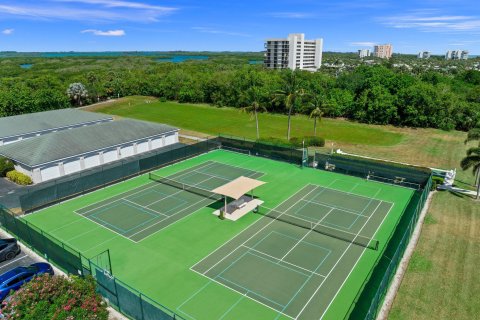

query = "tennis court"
[22,150,415,320]
[75,160,263,242]
[189,182,393,319]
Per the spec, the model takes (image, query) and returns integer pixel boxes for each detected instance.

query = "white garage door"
[165,134,177,146]
[40,165,60,182]
[137,141,149,153]
[103,149,118,164]
[151,138,163,149]
[121,145,135,158]
[64,160,82,175]
[84,155,100,169]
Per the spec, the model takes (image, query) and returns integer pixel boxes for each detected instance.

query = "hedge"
[6,170,33,185]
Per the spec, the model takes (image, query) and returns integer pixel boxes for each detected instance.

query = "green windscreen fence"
[19,138,220,213]
[218,135,303,164]
[0,205,183,320]
[91,262,184,320]
[315,152,431,189]
[0,205,84,275]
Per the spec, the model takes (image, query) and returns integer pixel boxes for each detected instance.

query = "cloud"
[379,10,480,33]
[2,28,14,35]
[268,12,313,19]
[81,29,125,36]
[192,27,250,37]
[349,41,377,47]
[0,1,177,23]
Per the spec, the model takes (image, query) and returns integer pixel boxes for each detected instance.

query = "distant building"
[445,50,469,60]
[418,51,431,59]
[373,44,393,59]
[264,33,323,71]
[358,49,370,58]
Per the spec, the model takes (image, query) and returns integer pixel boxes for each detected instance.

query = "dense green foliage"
[6,170,33,185]
[0,157,14,177]
[0,275,108,320]
[1,53,479,130]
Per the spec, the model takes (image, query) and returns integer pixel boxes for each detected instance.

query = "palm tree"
[460,147,480,199]
[242,87,267,140]
[273,71,305,141]
[309,107,323,136]
[464,127,480,186]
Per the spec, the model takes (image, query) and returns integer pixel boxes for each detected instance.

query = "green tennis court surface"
[22,150,414,320]
[75,161,263,242]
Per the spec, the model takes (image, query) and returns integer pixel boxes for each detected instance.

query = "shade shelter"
[212,176,266,221]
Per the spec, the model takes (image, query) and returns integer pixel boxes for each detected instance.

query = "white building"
[445,50,469,60]
[0,119,179,184]
[358,49,371,58]
[418,51,431,59]
[0,109,112,146]
[373,44,393,59]
[264,33,323,71]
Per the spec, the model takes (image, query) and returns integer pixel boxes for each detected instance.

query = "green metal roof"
[0,119,178,167]
[0,109,113,139]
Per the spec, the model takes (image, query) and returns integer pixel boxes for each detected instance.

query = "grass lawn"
[85,96,478,319]
[389,191,480,320]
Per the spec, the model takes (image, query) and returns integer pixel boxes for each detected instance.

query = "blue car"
[0,262,54,300]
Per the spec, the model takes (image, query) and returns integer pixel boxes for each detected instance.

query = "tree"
[66,82,88,106]
[460,147,480,199]
[273,71,305,141]
[242,86,267,140]
[464,128,480,186]
[309,107,323,136]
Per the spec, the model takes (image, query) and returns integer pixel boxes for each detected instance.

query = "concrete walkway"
[437,185,479,198]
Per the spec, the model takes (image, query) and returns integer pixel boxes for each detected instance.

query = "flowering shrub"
[1,274,108,320]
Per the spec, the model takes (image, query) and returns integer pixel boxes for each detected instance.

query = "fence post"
[139,293,145,320]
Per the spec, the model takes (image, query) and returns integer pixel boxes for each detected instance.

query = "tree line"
[0,56,480,131]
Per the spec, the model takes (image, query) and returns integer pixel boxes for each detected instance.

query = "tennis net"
[149,173,223,201]
[257,206,379,250]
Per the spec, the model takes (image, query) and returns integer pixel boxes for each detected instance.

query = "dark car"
[0,239,20,262]
[0,262,54,300]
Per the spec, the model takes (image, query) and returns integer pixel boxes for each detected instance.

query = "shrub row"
[6,170,33,185]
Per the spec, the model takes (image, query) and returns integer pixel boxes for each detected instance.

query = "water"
[249,60,263,65]
[156,55,209,63]
[20,64,33,69]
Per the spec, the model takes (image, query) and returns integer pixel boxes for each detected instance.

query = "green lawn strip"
[91,97,403,146]
[22,150,414,320]
[389,192,480,320]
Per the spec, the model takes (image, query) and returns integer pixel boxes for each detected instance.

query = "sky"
[0,0,479,54]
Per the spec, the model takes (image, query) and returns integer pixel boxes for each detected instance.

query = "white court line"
[300,198,370,218]
[129,196,211,242]
[74,161,217,216]
[122,198,169,218]
[201,186,320,275]
[315,183,392,204]
[295,200,385,320]
[241,245,326,278]
[189,267,295,320]
[317,201,393,320]
[280,208,335,262]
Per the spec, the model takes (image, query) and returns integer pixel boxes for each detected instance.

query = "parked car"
[0,262,54,300]
[0,239,20,263]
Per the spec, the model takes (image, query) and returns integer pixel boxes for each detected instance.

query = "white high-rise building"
[264,33,323,71]
[418,51,431,59]
[358,49,371,58]
[446,50,469,60]
[373,44,393,59]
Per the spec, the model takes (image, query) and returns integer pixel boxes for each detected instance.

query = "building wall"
[264,33,323,71]
[19,131,179,184]
[374,44,393,59]
[0,119,112,146]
